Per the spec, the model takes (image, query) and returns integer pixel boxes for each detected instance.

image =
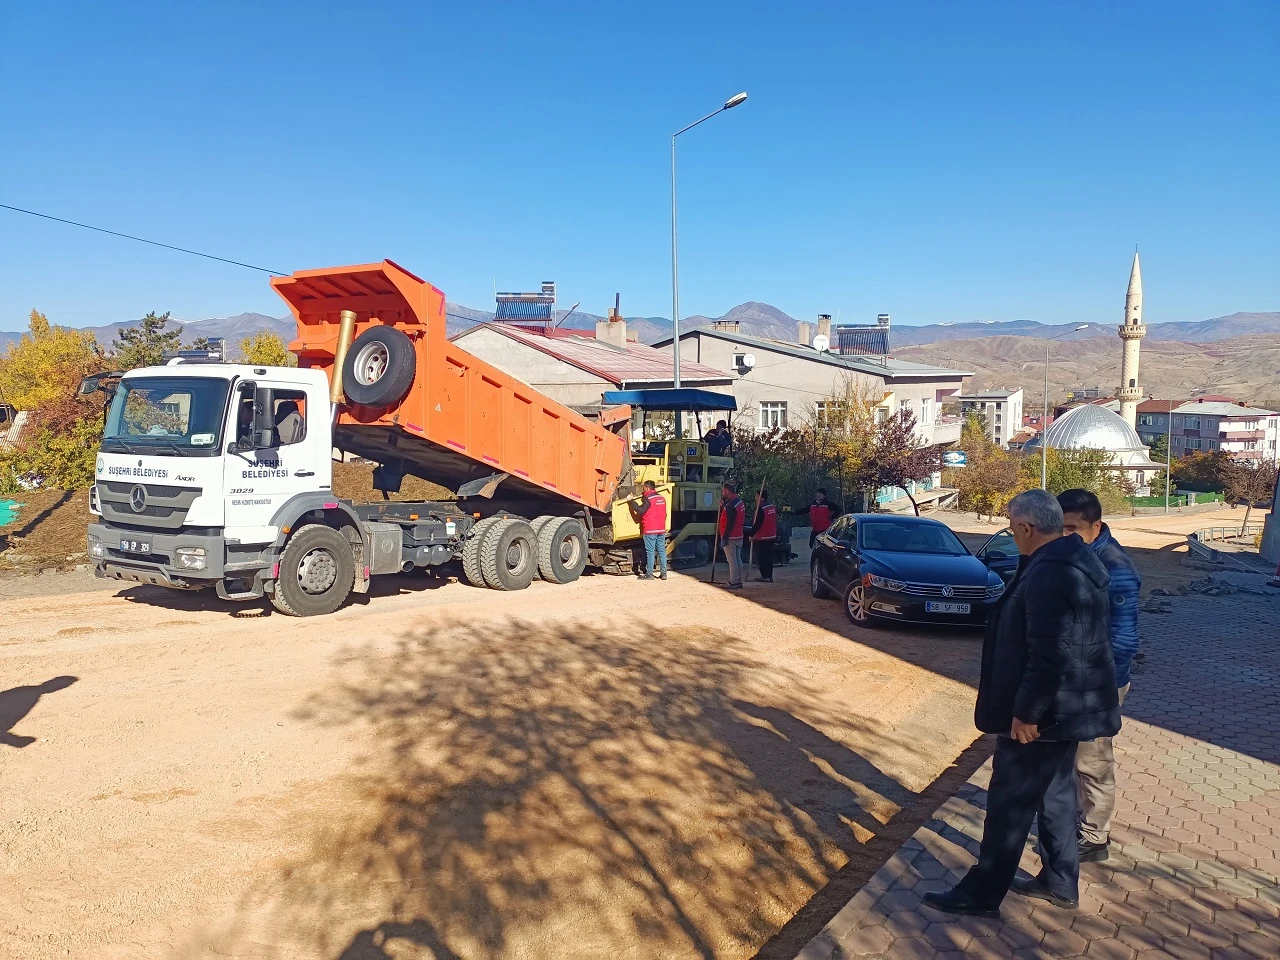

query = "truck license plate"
[119,538,151,555]
[925,601,970,614]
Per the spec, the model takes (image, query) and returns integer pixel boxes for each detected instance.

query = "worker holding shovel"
[717,482,746,590]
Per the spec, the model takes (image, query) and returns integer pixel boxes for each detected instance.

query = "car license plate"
[925,601,970,614]
[119,538,151,555]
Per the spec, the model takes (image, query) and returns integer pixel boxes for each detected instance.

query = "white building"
[1169,399,1280,466]
[957,389,1024,447]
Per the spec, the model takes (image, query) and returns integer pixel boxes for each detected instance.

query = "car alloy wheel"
[845,582,869,624]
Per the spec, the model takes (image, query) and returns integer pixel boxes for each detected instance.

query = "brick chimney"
[712,319,741,333]
[817,314,832,340]
[797,321,812,345]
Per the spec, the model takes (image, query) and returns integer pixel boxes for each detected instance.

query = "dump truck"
[84,260,673,615]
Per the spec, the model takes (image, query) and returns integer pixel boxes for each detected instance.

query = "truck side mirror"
[253,387,275,449]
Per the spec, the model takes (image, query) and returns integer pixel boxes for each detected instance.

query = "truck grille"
[99,481,201,531]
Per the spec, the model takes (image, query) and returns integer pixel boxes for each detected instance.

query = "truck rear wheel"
[270,525,355,616]
[481,518,538,591]
[342,326,417,408]
[461,516,504,588]
[536,517,588,584]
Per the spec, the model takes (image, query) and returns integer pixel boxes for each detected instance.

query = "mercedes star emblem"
[130,485,147,513]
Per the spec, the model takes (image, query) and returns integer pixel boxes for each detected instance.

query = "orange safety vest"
[753,503,777,541]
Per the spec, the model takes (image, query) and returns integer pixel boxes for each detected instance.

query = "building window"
[1139,414,1154,426]
[759,402,787,430]
[732,353,746,368]
[899,398,912,416]
[995,402,1003,411]
[1187,438,1202,450]
[815,400,845,425]
[1185,415,1200,429]
[1173,436,1182,447]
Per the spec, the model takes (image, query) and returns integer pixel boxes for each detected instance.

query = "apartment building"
[957,389,1024,447]
[1161,398,1280,465]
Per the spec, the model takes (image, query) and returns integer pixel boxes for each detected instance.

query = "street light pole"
[670,92,747,434]
[1040,325,1090,490]
[1165,399,1173,513]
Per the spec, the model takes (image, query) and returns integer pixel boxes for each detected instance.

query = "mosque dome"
[1041,403,1149,452]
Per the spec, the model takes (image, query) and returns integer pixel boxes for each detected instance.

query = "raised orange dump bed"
[272,260,626,515]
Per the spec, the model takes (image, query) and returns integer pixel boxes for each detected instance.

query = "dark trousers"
[754,539,774,579]
[957,736,1080,906]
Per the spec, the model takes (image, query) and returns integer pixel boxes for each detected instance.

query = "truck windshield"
[103,376,232,457]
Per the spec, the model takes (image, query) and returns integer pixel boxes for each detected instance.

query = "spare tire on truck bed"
[342,326,417,408]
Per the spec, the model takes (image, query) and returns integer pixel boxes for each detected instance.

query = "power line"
[0,203,288,276]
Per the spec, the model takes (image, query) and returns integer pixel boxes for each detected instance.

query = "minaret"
[1117,252,1146,429]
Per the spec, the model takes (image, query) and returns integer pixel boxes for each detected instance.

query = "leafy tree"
[1172,451,1230,492]
[1221,459,1278,533]
[862,410,942,515]
[239,331,295,367]
[0,310,102,410]
[0,310,107,490]
[1148,433,1169,463]
[112,311,182,369]
[944,415,1021,522]
[186,336,211,350]
[1022,447,1131,514]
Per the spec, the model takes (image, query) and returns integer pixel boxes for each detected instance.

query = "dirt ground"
[0,508,1265,960]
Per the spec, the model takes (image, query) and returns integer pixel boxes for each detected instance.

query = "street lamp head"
[724,92,748,110]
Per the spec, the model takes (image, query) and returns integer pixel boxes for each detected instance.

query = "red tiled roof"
[1136,398,1182,413]
[456,323,732,387]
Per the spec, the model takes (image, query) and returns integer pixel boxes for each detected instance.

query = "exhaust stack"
[330,309,357,404]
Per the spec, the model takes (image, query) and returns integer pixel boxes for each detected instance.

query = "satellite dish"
[812,334,830,353]
[741,353,756,369]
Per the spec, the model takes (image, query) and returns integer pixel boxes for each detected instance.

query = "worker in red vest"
[718,482,746,588]
[807,488,842,549]
[632,480,668,580]
[750,488,778,582]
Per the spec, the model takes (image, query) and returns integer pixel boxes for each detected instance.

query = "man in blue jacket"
[1058,488,1141,864]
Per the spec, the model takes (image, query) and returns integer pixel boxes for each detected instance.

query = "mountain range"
[3,305,1276,353]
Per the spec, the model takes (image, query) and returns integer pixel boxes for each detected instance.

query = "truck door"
[223,381,328,545]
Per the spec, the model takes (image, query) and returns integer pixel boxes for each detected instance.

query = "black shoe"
[922,887,1000,919]
[1010,876,1079,909]
[638,574,653,580]
[754,576,773,582]
[659,573,667,580]
[1078,839,1109,863]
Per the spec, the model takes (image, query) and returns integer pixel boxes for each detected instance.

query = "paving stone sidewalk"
[797,580,1280,960]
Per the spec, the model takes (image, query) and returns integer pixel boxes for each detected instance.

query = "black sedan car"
[810,514,1007,627]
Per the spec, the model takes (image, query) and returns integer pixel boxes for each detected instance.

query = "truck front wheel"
[270,525,355,616]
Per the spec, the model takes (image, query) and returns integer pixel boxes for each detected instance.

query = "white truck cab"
[88,362,345,603]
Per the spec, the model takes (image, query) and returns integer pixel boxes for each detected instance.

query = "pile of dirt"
[0,488,91,570]
[331,462,453,502]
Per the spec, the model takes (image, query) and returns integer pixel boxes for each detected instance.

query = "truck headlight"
[175,546,207,570]
[88,535,104,559]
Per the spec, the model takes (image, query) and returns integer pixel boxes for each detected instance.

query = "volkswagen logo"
[129,485,147,513]
[942,585,955,598]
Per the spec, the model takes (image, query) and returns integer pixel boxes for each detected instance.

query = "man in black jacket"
[925,489,1120,917]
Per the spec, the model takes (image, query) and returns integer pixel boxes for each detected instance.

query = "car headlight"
[88,535,104,559]
[865,573,906,592]
[175,546,207,570]
[985,580,1005,599]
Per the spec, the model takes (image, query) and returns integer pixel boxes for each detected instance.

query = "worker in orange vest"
[632,480,668,580]
[807,488,841,549]
[750,488,778,582]
[718,482,746,589]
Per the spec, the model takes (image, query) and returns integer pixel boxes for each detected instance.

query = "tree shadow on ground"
[210,617,936,960]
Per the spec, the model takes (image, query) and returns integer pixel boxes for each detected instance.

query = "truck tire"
[481,518,538,591]
[537,517,588,584]
[342,326,416,408]
[461,516,504,588]
[270,524,355,616]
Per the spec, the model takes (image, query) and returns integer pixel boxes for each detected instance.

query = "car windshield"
[859,521,969,555]
[102,376,232,457]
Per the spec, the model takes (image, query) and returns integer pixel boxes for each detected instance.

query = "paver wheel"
[536,517,588,584]
[270,525,355,617]
[481,518,538,591]
[461,516,504,588]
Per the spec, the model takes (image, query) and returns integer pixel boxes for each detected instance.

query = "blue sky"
[1,1,1276,331]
